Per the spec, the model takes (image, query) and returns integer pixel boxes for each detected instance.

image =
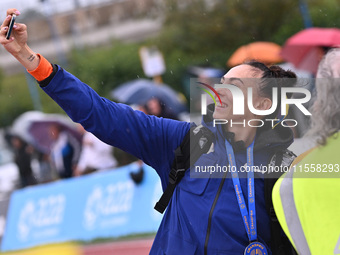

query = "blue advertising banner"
[0,197,10,248]
[1,163,163,251]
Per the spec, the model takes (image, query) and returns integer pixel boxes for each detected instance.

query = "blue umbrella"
[111,79,187,115]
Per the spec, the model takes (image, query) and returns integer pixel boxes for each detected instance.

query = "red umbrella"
[280,27,340,74]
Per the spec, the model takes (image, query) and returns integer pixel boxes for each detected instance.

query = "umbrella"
[11,111,82,153]
[280,27,340,74]
[227,41,283,67]
[111,79,187,115]
[10,111,46,145]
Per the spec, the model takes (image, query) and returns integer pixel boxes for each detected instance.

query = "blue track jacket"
[40,66,294,255]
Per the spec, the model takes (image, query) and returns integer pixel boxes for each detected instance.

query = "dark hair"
[244,60,297,120]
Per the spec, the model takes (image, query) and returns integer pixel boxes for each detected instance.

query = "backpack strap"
[265,149,297,255]
[154,125,214,214]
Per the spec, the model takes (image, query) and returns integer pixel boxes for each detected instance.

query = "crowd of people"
[4,95,181,190]
[1,7,339,255]
[5,121,119,189]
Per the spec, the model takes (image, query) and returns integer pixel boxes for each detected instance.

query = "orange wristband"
[28,54,53,82]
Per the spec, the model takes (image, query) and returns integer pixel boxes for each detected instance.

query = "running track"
[82,238,154,255]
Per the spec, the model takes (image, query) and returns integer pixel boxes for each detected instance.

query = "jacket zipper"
[204,173,227,255]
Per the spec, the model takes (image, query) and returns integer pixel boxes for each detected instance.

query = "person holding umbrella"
[48,123,81,179]
[280,27,340,74]
[9,135,37,188]
[1,9,298,254]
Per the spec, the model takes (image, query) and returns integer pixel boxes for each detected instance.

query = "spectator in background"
[273,48,340,255]
[289,48,340,156]
[35,151,56,184]
[143,98,179,120]
[305,48,340,143]
[74,124,117,176]
[49,124,81,179]
[10,136,37,188]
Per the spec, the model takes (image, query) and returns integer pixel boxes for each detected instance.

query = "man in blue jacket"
[1,9,296,254]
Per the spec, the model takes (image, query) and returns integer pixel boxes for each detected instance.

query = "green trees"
[0,0,338,127]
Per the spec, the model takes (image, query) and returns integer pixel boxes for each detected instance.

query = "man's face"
[213,64,263,121]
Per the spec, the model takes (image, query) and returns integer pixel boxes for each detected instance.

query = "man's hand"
[0,8,39,71]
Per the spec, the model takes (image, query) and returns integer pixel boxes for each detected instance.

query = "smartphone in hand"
[6,14,16,40]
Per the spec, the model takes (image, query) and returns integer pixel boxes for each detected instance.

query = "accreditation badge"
[244,242,268,255]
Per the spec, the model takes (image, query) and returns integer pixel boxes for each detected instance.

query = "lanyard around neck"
[225,138,257,242]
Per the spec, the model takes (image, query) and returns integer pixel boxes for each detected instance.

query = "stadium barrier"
[1,163,162,252]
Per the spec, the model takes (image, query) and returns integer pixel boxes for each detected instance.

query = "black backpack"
[154,125,297,255]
